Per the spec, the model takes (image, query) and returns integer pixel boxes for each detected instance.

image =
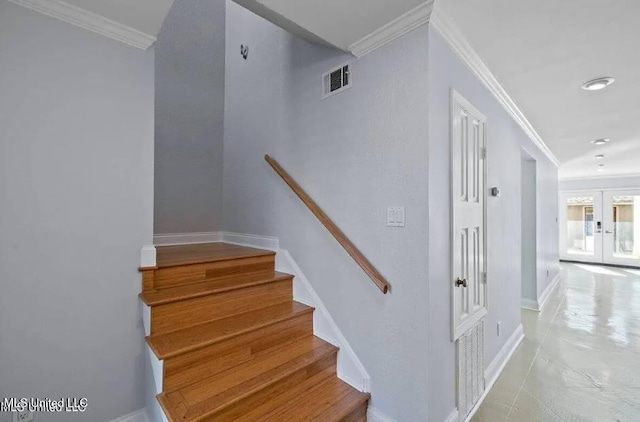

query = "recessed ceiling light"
[598,163,605,167]
[597,168,605,172]
[581,77,615,91]
[595,154,605,159]
[591,138,610,145]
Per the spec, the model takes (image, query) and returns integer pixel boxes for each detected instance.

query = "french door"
[560,190,640,267]
[603,191,640,266]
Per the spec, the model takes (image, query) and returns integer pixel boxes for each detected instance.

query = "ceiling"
[14,0,433,53]
[10,0,174,48]
[438,0,640,179]
[233,0,431,54]
[64,0,174,36]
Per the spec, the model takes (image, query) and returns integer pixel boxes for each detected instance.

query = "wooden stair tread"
[140,271,293,306]
[233,376,370,422]
[146,301,313,359]
[158,336,338,422]
[156,243,274,268]
[142,243,371,422]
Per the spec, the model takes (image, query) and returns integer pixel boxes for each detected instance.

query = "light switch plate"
[387,207,406,227]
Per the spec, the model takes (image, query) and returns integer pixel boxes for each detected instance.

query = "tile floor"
[472,263,640,422]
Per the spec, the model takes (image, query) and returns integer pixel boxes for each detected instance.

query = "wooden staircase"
[140,243,370,422]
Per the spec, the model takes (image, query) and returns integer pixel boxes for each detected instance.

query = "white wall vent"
[458,320,485,421]
[323,63,351,98]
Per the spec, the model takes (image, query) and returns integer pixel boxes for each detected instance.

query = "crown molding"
[8,0,156,50]
[430,7,560,167]
[558,172,640,182]
[349,1,434,58]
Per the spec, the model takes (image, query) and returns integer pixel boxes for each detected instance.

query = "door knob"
[456,278,468,288]
[605,230,613,234]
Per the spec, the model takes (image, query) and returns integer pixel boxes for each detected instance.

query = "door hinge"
[483,272,487,283]
[481,147,487,160]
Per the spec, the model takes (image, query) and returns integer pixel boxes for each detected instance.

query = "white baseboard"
[110,409,149,422]
[537,272,561,312]
[521,298,539,311]
[445,408,459,422]
[145,339,167,422]
[368,406,397,422]
[146,402,168,422]
[147,344,164,394]
[276,248,371,392]
[144,402,168,422]
[460,324,524,422]
[142,302,151,337]
[153,232,223,246]
[521,272,561,312]
[220,231,280,251]
[140,246,156,268]
[152,231,280,251]
[484,324,524,387]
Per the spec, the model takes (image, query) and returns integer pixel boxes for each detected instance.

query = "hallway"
[474,263,640,421]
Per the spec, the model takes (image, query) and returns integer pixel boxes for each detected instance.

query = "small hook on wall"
[240,45,249,60]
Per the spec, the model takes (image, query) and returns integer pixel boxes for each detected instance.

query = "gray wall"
[154,0,226,234]
[0,3,154,421]
[534,153,560,300]
[427,26,560,421]
[223,2,430,420]
[521,157,537,302]
[559,175,640,191]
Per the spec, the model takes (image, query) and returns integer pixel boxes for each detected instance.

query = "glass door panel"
[559,192,603,263]
[603,190,640,266]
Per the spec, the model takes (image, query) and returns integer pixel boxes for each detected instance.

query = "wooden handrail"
[265,155,389,294]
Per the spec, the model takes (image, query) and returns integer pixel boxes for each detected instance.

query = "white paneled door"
[451,91,488,422]
[451,90,488,341]
[560,190,640,267]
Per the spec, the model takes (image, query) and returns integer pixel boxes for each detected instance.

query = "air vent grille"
[323,64,351,98]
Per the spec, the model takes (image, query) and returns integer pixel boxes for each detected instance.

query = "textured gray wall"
[0,2,154,421]
[427,26,560,422]
[154,0,226,234]
[521,157,538,302]
[559,176,640,191]
[535,152,560,300]
[223,2,430,420]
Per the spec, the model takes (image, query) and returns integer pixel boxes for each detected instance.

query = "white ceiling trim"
[9,0,156,49]
[430,8,561,167]
[558,173,640,182]
[349,1,434,58]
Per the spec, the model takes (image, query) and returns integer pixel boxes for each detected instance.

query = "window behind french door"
[560,190,640,267]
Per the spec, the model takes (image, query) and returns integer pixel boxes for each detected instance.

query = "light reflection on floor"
[572,264,627,277]
[472,263,640,422]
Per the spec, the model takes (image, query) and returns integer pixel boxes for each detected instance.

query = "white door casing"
[451,90,488,341]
